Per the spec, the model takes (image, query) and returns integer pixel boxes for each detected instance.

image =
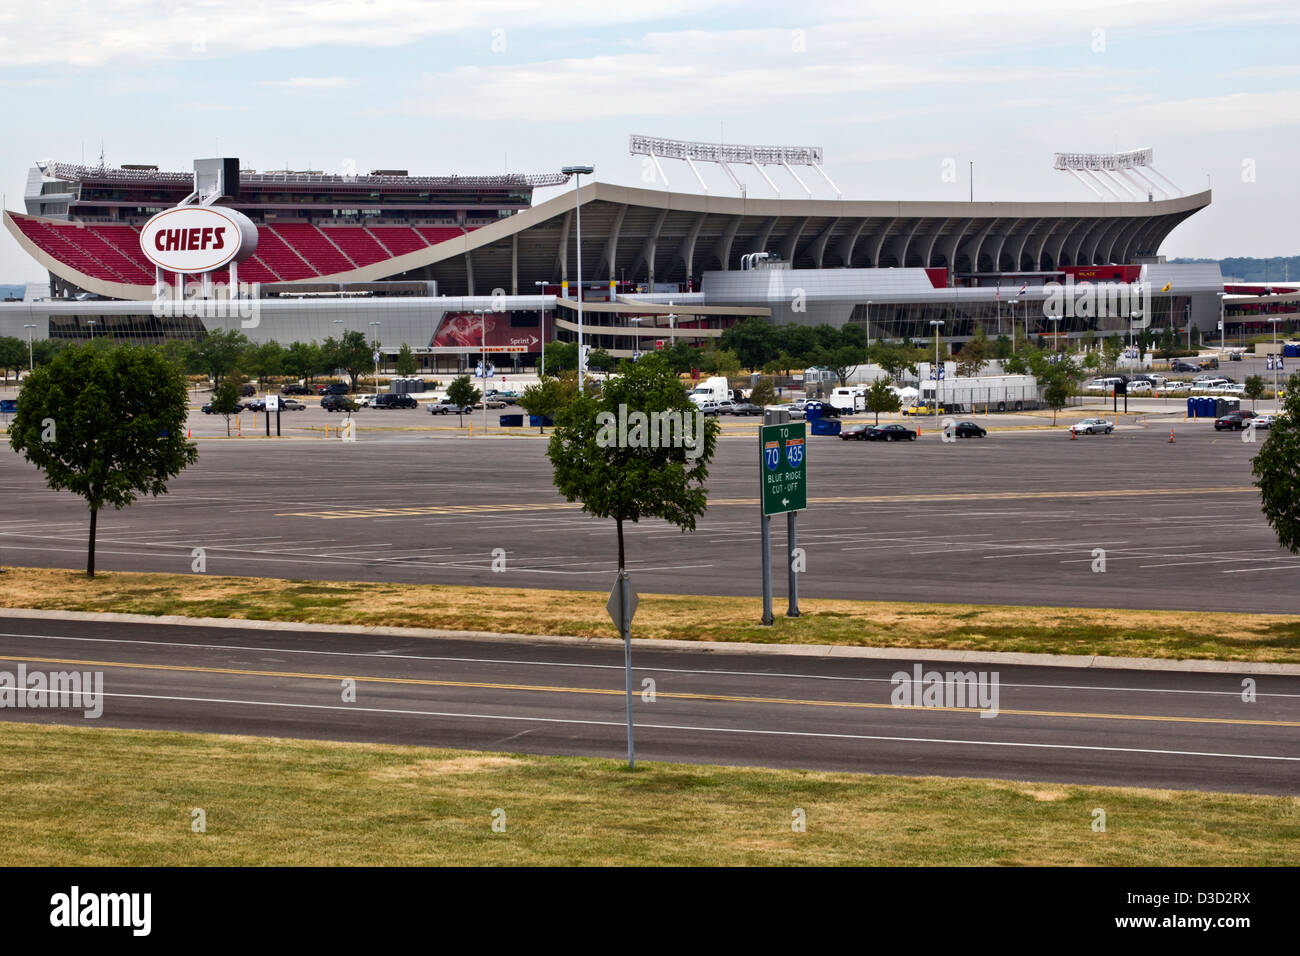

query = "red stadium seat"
[321,227,390,267]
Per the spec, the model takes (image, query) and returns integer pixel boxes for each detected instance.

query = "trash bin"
[499,414,524,428]
[811,417,841,436]
[529,415,553,428]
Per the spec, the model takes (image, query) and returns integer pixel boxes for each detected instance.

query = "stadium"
[0,139,1255,367]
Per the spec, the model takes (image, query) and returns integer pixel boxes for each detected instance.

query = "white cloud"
[262,76,355,88]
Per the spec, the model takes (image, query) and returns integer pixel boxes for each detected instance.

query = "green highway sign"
[760,421,807,516]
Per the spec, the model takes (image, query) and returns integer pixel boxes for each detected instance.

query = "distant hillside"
[1172,256,1300,283]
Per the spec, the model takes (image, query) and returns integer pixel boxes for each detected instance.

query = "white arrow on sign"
[782,498,790,506]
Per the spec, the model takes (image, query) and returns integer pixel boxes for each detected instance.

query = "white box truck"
[688,376,741,406]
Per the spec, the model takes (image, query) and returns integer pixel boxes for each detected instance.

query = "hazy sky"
[2,0,1297,282]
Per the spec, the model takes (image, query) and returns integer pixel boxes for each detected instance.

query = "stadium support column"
[561,165,595,393]
[511,233,518,296]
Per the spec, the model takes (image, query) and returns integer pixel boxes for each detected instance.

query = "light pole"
[23,324,35,372]
[930,319,944,415]
[1049,315,1062,353]
[368,321,381,398]
[562,164,594,392]
[534,280,552,377]
[865,300,872,350]
[474,308,489,434]
[1218,293,1225,353]
[86,319,96,341]
[1270,317,1283,403]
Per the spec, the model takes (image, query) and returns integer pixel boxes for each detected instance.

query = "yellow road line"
[276,486,1255,519]
[2,654,1293,729]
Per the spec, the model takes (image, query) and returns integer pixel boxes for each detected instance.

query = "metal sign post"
[759,415,807,624]
[606,571,639,769]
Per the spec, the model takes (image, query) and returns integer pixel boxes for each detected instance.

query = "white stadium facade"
[0,141,1253,367]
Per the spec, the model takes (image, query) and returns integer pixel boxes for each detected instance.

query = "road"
[0,419,1288,612]
[0,615,1295,794]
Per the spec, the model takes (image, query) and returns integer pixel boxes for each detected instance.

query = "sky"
[1,0,1297,282]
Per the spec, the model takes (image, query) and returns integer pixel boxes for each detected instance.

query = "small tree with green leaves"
[1101,335,1123,369]
[519,376,573,433]
[395,343,418,376]
[749,377,778,408]
[547,354,719,571]
[446,374,480,427]
[326,330,372,393]
[8,344,198,577]
[865,378,901,424]
[1253,373,1300,553]
[1245,374,1267,409]
[193,328,250,386]
[210,377,243,437]
[957,325,989,378]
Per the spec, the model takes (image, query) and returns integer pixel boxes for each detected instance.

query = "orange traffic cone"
[1071,427,1077,440]
[187,428,191,438]
[1168,429,1175,443]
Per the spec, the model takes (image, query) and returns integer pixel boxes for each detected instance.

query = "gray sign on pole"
[607,570,637,769]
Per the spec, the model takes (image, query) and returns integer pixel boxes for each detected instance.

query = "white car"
[1252,415,1276,429]
[355,394,378,407]
[1070,418,1114,435]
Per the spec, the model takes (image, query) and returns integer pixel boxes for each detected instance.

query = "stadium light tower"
[1052,148,1182,200]
[369,321,381,398]
[930,320,944,416]
[562,165,594,393]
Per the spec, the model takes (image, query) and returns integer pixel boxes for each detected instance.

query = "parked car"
[950,420,987,438]
[321,394,356,412]
[317,383,350,395]
[1228,351,1243,361]
[728,402,763,416]
[201,401,245,414]
[1070,418,1114,435]
[839,424,874,441]
[1214,410,1257,431]
[429,399,472,415]
[475,396,508,410]
[239,383,257,397]
[279,398,306,411]
[374,394,418,409]
[703,399,735,416]
[1252,415,1276,429]
[801,401,840,419]
[355,394,378,408]
[1170,360,1199,372]
[865,424,918,441]
[281,384,311,395]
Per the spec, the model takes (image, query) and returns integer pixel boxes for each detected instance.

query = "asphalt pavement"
[1,614,1296,794]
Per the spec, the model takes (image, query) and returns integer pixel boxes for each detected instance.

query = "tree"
[446,374,480,427]
[395,343,418,376]
[957,324,989,378]
[243,341,284,389]
[542,340,579,373]
[1253,373,1300,552]
[1082,351,1101,371]
[8,344,198,577]
[991,334,1012,360]
[1245,375,1267,408]
[31,338,67,368]
[587,348,615,373]
[865,378,901,424]
[192,329,250,386]
[519,375,574,433]
[210,378,243,437]
[1102,335,1123,368]
[1159,327,1178,360]
[720,318,776,371]
[825,344,866,386]
[749,377,778,408]
[546,354,718,570]
[872,344,917,384]
[327,330,372,393]
[0,337,26,382]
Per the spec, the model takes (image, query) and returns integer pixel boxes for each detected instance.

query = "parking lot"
[0,408,1288,612]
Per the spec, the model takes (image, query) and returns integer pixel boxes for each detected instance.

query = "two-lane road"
[0,615,1296,794]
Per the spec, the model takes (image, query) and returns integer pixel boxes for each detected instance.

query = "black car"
[373,394,418,409]
[866,424,917,441]
[321,394,356,412]
[728,402,763,416]
[1170,360,1199,372]
[281,384,311,395]
[239,383,256,396]
[317,383,350,395]
[950,420,987,438]
[201,401,245,414]
[1214,410,1257,431]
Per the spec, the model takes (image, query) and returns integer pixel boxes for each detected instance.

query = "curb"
[1,607,1296,675]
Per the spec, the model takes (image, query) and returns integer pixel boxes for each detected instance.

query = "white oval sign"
[139,206,259,274]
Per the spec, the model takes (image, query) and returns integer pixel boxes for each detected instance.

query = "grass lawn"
[0,722,1295,866]
[0,566,1298,663]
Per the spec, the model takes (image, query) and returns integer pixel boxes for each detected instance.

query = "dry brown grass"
[0,566,1297,662]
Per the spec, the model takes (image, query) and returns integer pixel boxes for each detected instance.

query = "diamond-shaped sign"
[606,577,638,631]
